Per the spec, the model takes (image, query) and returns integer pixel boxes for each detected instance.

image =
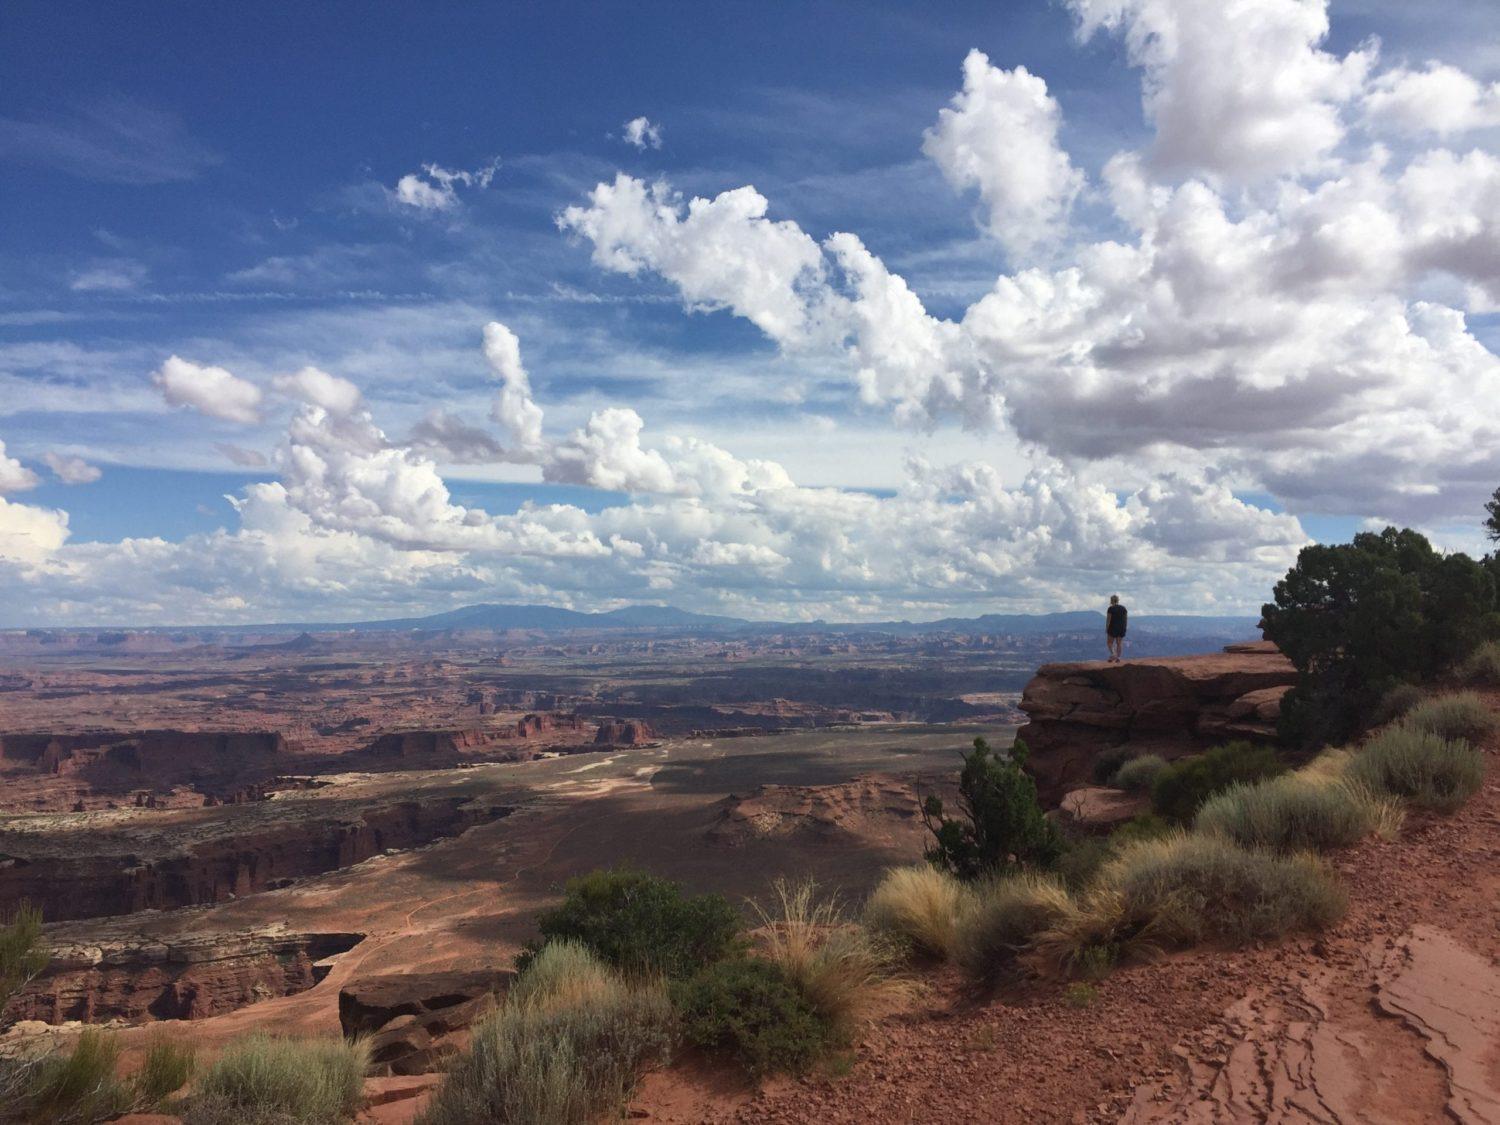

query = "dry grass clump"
[749,878,905,1039]
[1086,833,1346,947]
[1457,642,1500,687]
[952,873,1073,980]
[863,865,968,961]
[0,1030,198,1124]
[185,1034,368,1125]
[1399,692,1498,744]
[1350,727,1487,813]
[1029,886,1159,980]
[1195,775,1401,853]
[419,941,673,1125]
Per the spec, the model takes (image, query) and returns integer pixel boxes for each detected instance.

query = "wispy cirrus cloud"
[0,98,219,184]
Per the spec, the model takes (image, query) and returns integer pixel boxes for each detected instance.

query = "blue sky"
[1,0,1498,625]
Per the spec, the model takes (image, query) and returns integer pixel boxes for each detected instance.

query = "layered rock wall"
[1017,642,1296,802]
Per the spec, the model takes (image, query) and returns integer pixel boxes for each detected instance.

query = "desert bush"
[952,874,1072,981]
[1028,885,1158,980]
[749,878,903,1040]
[0,901,47,1026]
[1112,754,1168,793]
[3,1028,129,1125]
[672,958,831,1077]
[1350,727,1487,812]
[863,865,968,960]
[1195,776,1397,853]
[130,1034,198,1111]
[1110,814,1172,845]
[1458,641,1500,686]
[1150,742,1285,823]
[421,944,672,1125]
[1092,833,1345,946]
[1055,836,1113,891]
[1263,527,1497,748]
[1399,693,1498,744]
[186,1034,368,1125]
[922,736,1062,880]
[521,867,742,979]
[1372,682,1424,726]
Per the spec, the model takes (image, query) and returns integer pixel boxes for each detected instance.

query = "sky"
[1,0,1499,626]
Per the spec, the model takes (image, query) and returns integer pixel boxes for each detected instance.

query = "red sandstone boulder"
[339,968,514,1076]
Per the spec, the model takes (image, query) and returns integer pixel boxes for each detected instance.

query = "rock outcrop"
[339,969,513,1075]
[592,719,656,746]
[0,796,515,922]
[1017,642,1296,803]
[13,924,363,1023]
[707,772,955,850]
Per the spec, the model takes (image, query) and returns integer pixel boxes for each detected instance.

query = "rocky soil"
[655,687,1500,1125]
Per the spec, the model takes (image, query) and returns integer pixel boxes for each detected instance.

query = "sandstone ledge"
[1017,642,1296,802]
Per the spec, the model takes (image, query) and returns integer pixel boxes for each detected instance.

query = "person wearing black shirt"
[1106,595,1128,663]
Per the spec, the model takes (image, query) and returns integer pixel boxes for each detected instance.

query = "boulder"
[339,968,513,1076]
[1054,786,1151,831]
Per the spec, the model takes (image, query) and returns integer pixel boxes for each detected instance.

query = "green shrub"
[1458,641,1500,686]
[1263,527,1498,747]
[131,1035,197,1111]
[1,901,47,1025]
[186,1034,368,1125]
[421,945,673,1125]
[1372,683,1424,726]
[1350,727,1487,812]
[1150,742,1285,823]
[863,865,967,961]
[1095,833,1346,946]
[1399,693,1498,744]
[922,736,1062,880]
[1090,746,1133,786]
[1195,776,1394,852]
[6,1028,129,1125]
[521,868,743,979]
[952,874,1072,981]
[749,879,903,1040]
[1055,836,1113,891]
[673,958,831,1077]
[1112,754,1168,793]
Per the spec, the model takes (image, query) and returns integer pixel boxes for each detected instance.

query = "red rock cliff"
[1016,641,1296,803]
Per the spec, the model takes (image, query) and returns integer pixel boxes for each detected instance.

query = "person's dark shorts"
[1107,627,1126,638]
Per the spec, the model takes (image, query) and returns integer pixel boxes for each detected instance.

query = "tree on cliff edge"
[922,737,1061,880]
[1263,527,1497,748]
[1487,486,1500,542]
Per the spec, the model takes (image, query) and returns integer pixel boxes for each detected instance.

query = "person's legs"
[1106,635,1119,662]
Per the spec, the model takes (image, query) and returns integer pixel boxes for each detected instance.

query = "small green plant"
[1399,693,1498,745]
[1458,641,1500,686]
[8,1028,128,1125]
[1194,775,1397,853]
[520,867,743,979]
[0,901,48,1026]
[186,1034,369,1125]
[1350,727,1487,812]
[420,944,672,1125]
[1055,836,1113,891]
[1111,754,1168,793]
[749,878,903,1041]
[130,1035,198,1111]
[1062,982,1099,1008]
[863,865,968,961]
[922,737,1062,880]
[952,874,1072,982]
[673,958,831,1077]
[1150,742,1285,823]
[1109,814,1172,846]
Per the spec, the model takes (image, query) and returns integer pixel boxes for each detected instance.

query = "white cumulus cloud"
[621,116,663,149]
[154,356,264,424]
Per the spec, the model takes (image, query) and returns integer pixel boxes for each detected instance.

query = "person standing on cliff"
[1106,595,1128,662]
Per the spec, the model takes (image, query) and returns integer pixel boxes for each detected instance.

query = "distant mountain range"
[221,602,1258,638]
